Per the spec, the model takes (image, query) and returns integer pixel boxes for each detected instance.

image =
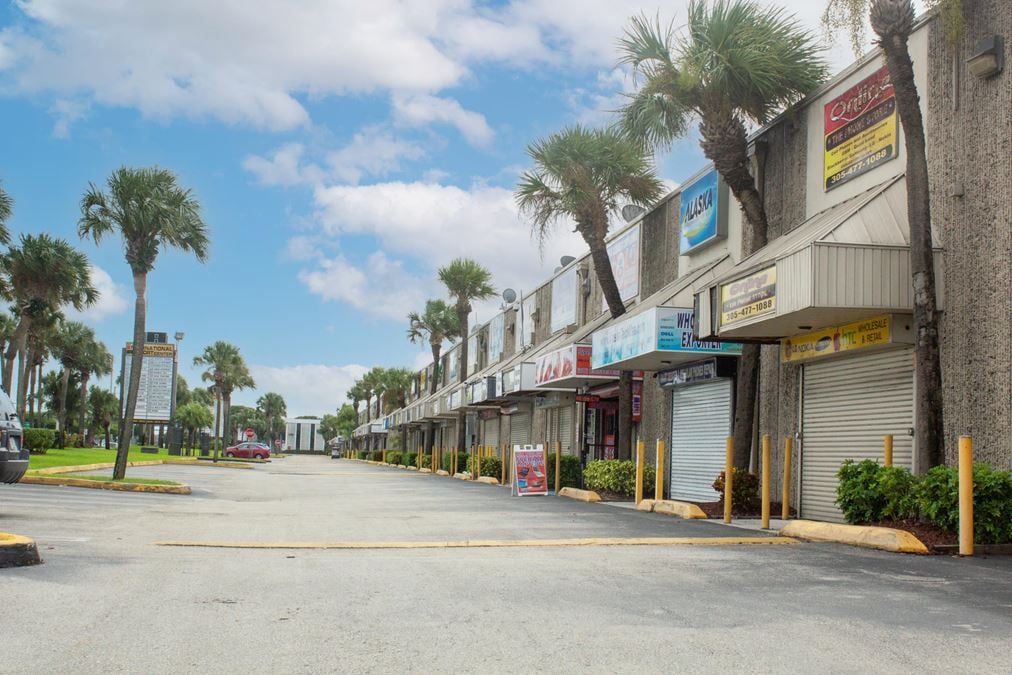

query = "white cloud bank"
[65,264,130,323]
[239,363,371,418]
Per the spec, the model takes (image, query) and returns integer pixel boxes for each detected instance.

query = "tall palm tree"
[0,234,97,400]
[194,341,247,458]
[0,180,13,246]
[347,381,367,414]
[407,300,460,395]
[79,166,209,479]
[820,1,946,470]
[52,321,94,447]
[77,336,112,440]
[256,392,287,446]
[175,401,213,451]
[88,387,119,449]
[219,356,254,450]
[381,367,414,453]
[516,126,664,459]
[438,258,495,454]
[618,1,827,467]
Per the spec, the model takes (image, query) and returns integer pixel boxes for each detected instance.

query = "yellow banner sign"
[781,315,893,363]
[126,342,176,357]
[720,266,776,327]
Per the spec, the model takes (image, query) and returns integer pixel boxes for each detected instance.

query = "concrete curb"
[452,472,471,480]
[477,476,500,485]
[0,532,42,568]
[396,465,408,469]
[19,475,191,495]
[435,469,450,476]
[779,519,929,554]
[638,499,708,519]
[558,487,601,502]
[407,466,419,471]
[30,458,250,475]
[419,468,432,474]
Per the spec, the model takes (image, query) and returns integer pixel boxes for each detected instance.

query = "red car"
[225,442,270,459]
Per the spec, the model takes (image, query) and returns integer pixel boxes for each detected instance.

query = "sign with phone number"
[824,66,898,191]
[720,266,777,327]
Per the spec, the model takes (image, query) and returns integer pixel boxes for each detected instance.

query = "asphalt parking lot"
[1,456,1010,673]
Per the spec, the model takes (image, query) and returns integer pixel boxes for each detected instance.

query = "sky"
[0,0,868,416]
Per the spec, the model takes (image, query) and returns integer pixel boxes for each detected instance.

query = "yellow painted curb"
[173,460,252,470]
[30,460,164,475]
[651,500,708,520]
[397,465,408,469]
[452,472,471,480]
[419,468,432,474]
[19,475,191,495]
[156,536,798,550]
[0,532,42,568]
[636,499,656,512]
[407,466,419,471]
[558,487,601,502]
[477,476,500,485]
[779,520,928,554]
[435,469,450,476]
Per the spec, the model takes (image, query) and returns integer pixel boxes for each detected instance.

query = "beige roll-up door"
[801,348,914,523]
[510,412,531,447]
[484,417,500,450]
[668,379,733,502]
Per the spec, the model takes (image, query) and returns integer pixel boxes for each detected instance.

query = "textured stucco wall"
[640,194,681,297]
[928,0,1012,468]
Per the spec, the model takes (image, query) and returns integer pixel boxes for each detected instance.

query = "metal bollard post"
[884,434,893,467]
[501,444,507,484]
[724,437,733,524]
[635,440,645,505]
[655,439,665,502]
[782,437,793,520]
[761,434,771,529]
[555,440,562,494]
[959,436,974,556]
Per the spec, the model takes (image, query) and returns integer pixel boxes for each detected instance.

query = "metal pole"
[959,436,974,556]
[654,439,665,502]
[724,437,734,524]
[635,440,645,506]
[782,437,793,520]
[761,434,771,529]
[883,434,893,467]
[554,440,561,494]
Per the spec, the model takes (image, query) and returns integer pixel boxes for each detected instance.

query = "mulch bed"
[695,501,796,519]
[868,519,957,551]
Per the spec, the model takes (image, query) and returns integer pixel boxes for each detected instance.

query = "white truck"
[0,389,27,484]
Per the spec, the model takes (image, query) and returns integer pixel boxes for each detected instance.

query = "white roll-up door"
[669,379,733,502]
[510,412,531,447]
[484,417,500,450]
[558,406,573,455]
[801,348,914,522]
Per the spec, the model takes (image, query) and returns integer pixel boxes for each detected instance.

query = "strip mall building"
[363,2,1010,522]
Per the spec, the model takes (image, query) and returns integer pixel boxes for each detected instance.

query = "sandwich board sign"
[512,444,548,497]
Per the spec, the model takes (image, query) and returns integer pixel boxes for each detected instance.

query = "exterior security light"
[967,36,1004,79]
[174,331,185,341]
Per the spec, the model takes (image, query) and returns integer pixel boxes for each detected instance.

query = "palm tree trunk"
[78,372,91,439]
[456,308,469,456]
[57,367,70,449]
[700,113,769,469]
[16,348,28,419]
[873,1,943,470]
[27,361,36,423]
[223,393,232,448]
[104,422,111,451]
[1,318,28,395]
[116,271,148,479]
[213,390,222,461]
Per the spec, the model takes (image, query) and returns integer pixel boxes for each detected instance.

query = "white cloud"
[297,250,430,322]
[327,126,425,184]
[391,94,494,147]
[66,264,130,322]
[242,143,324,187]
[239,363,370,418]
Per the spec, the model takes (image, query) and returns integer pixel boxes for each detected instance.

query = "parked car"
[0,389,28,484]
[225,442,270,459]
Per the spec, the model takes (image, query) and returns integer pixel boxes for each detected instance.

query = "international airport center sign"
[679,169,728,255]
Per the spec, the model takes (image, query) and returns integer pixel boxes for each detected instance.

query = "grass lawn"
[66,475,181,486]
[28,446,193,471]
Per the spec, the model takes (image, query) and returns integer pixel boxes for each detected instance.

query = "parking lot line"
[154,536,797,550]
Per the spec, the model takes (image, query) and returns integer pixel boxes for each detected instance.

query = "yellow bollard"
[761,434,771,530]
[884,434,893,467]
[782,437,793,520]
[501,445,507,484]
[959,435,974,556]
[555,441,562,494]
[635,440,645,505]
[724,437,733,524]
[655,439,665,501]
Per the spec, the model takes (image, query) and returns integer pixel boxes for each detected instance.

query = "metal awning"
[694,176,943,340]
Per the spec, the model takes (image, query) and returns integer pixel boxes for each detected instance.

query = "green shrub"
[419,453,431,469]
[713,467,760,510]
[877,466,919,520]
[583,460,654,497]
[24,428,56,453]
[356,451,368,460]
[836,459,888,523]
[917,464,1012,544]
[545,454,582,489]
[63,432,84,449]
[480,456,502,478]
[441,451,469,473]
[402,452,417,467]
[385,451,402,465]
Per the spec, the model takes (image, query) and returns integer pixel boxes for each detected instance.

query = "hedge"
[545,454,582,489]
[837,459,1012,544]
[583,460,654,497]
[402,452,417,467]
[385,451,402,465]
[480,456,502,478]
[24,428,56,454]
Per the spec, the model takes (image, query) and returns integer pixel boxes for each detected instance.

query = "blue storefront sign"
[679,169,728,254]
[592,307,741,370]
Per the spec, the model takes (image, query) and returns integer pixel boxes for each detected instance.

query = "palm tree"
[0,234,97,401]
[820,1,946,470]
[88,387,119,449]
[438,258,495,454]
[617,1,827,467]
[407,300,460,395]
[80,166,208,477]
[190,386,214,408]
[381,367,414,453]
[347,381,367,414]
[76,336,112,441]
[176,401,213,451]
[516,126,664,459]
[193,341,251,458]
[256,392,287,446]
[52,321,95,447]
[0,180,13,246]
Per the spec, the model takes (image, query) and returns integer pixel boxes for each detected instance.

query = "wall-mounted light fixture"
[968,35,1004,79]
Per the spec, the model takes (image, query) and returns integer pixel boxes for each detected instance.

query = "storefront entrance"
[668,378,733,502]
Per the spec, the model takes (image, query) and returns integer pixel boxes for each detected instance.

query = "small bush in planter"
[545,454,583,489]
[480,456,501,478]
[356,451,368,460]
[917,464,1012,544]
[583,460,655,498]
[385,451,402,465]
[713,468,760,511]
[402,452,416,467]
[24,429,56,454]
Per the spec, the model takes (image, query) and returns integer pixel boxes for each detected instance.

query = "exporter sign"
[824,66,898,191]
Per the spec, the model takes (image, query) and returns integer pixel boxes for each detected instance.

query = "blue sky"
[0,0,857,415]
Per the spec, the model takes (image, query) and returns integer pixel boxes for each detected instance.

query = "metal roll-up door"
[558,406,573,454]
[510,412,531,447]
[801,348,914,522]
[484,418,500,450]
[669,379,733,502]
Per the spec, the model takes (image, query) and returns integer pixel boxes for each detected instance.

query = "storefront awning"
[533,343,620,390]
[694,176,942,340]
